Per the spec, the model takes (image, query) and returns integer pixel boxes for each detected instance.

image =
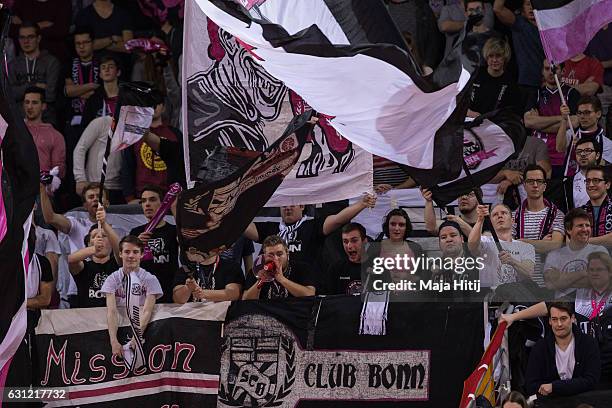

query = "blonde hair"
[483,37,511,64]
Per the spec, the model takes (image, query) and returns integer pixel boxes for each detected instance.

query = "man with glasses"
[61,28,100,211]
[9,22,60,125]
[558,95,611,177]
[556,137,602,212]
[513,165,564,287]
[581,166,612,247]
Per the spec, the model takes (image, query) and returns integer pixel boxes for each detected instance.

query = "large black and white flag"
[186,0,477,188]
[429,110,526,207]
[183,0,372,205]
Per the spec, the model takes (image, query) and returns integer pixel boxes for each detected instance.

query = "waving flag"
[429,110,526,207]
[183,0,373,205]
[188,0,477,185]
[532,0,612,64]
[177,111,313,259]
[459,322,509,408]
[0,10,40,400]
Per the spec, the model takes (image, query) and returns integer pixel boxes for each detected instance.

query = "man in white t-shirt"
[469,203,535,288]
[544,208,607,298]
[512,164,565,286]
[39,182,111,307]
[102,235,162,359]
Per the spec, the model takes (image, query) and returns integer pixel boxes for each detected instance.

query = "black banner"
[35,305,223,407]
[219,296,484,407]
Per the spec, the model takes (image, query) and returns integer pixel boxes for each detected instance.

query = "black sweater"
[524,326,601,397]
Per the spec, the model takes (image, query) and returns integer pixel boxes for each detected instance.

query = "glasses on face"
[576,148,596,156]
[586,178,605,185]
[524,179,546,186]
[19,35,37,41]
[577,110,594,116]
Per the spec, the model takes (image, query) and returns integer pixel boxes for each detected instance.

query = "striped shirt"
[512,206,565,286]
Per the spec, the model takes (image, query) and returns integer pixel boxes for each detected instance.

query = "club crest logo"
[218,334,295,407]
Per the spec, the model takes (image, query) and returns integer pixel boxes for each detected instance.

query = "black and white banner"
[430,110,526,207]
[182,0,372,205]
[219,296,484,407]
[35,303,228,407]
[190,0,474,179]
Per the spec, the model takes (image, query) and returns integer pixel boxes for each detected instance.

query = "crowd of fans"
[9,0,612,405]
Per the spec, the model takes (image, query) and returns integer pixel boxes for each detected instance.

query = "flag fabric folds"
[532,0,612,64]
[191,0,475,175]
[182,0,373,205]
[429,110,526,208]
[459,322,508,408]
[0,10,40,401]
[176,111,313,258]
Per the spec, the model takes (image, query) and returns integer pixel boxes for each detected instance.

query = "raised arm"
[39,183,71,233]
[493,0,516,26]
[97,206,121,264]
[243,222,259,242]
[421,188,439,236]
[468,205,487,254]
[68,245,95,275]
[323,193,376,235]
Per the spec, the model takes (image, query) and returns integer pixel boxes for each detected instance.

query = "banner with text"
[35,303,228,407]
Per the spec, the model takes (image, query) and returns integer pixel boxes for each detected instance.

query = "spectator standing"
[61,28,101,211]
[552,137,603,213]
[68,222,120,308]
[130,185,179,303]
[121,94,179,203]
[325,223,369,295]
[103,236,162,359]
[81,54,120,129]
[468,204,535,288]
[561,53,604,97]
[73,116,124,204]
[23,86,65,180]
[438,0,494,58]
[557,96,611,177]
[586,25,612,116]
[75,0,133,73]
[468,37,521,117]
[10,0,72,64]
[524,59,580,178]
[493,0,544,104]
[9,22,61,125]
[512,165,565,287]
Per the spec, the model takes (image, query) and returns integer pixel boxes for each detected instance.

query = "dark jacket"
[524,326,601,397]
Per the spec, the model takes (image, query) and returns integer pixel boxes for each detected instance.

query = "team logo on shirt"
[140,142,168,171]
[131,283,143,296]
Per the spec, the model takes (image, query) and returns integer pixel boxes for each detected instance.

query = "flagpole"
[462,132,503,252]
[97,123,115,231]
[533,12,578,178]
